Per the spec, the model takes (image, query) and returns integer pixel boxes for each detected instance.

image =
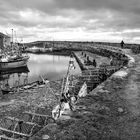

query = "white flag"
[78,82,87,97]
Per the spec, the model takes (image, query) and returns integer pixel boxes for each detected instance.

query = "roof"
[0,32,10,38]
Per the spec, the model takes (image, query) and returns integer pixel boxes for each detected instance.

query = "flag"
[78,82,87,97]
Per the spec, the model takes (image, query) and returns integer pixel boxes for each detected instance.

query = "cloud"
[0,0,140,43]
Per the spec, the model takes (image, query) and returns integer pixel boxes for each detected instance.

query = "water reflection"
[27,53,80,82]
[0,66,29,88]
[0,53,81,88]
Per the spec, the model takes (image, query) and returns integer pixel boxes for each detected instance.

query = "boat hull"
[0,57,29,69]
[1,89,12,95]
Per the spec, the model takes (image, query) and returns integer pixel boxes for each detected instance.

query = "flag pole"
[63,54,72,94]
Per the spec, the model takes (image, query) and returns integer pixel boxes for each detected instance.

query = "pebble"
[60,115,71,120]
[98,89,109,93]
[39,85,45,88]
[45,123,58,132]
[42,134,50,139]
[118,107,124,113]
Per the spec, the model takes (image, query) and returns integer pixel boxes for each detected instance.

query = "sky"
[0,0,140,43]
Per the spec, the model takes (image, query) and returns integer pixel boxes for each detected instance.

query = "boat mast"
[11,29,13,52]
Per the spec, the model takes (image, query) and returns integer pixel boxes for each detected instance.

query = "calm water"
[0,53,81,88]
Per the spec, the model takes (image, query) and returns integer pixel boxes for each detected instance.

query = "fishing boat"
[27,46,40,53]
[0,54,29,70]
[0,29,29,70]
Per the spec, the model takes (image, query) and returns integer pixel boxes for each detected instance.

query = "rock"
[39,84,45,88]
[90,103,101,110]
[90,84,105,95]
[59,115,71,120]
[81,111,93,115]
[47,117,55,124]
[42,134,50,139]
[75,105,86,110]
[98,89,109,93]
[62,109,72,115]
[45,123,58,133]
[78,82,87,97]
[112,70,128,79]
[126,54,135,67]
[118,107,124,113]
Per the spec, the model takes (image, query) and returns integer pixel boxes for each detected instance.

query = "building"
[0,32,11,50]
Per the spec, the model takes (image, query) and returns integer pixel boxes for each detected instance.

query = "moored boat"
[0,55,29,70]
[26,46,40,53]
[0,29,30,70]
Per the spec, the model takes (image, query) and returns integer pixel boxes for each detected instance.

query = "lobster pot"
[13,122,41,139]
[33,115,54,126]
[35,107,52,116]
[22,113,33,122]
[15,122,33,135]
[23,111,54,127]
[0,118,17,137]
[22,112,43,126]
[32,116,47,126]
[12,123,41,139]
[0,117,42,139]
[28,124,41,136]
